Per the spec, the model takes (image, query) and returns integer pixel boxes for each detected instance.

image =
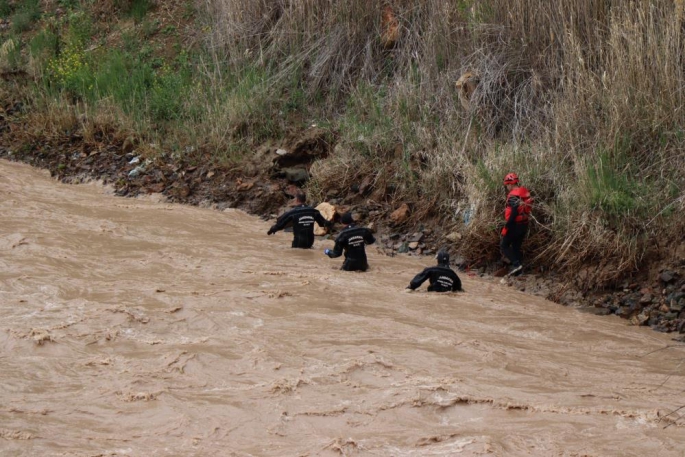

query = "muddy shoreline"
[1,131,683,339]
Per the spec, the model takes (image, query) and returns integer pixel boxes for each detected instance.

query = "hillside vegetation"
[1,0,684,287]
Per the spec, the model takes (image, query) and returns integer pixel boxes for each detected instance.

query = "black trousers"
[291,234,315,249]
[427,285,450,292]
[500,224,528,267]
[341,259,368,272]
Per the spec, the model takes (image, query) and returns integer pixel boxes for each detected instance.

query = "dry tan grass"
[0,38,17,71]
[308,144,374,203]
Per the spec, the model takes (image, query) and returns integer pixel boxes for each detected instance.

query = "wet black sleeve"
[327,234,345,258]
[452,273,463,292]
[364,229,376,245]
[270,209,294,233]
[505,197,519,230]
[408,268,430,290]
[314,210,331,228]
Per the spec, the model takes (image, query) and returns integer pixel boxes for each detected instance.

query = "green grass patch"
[29,28,59,71]
[117,0,152,23]
[47,45,91,94]
[182,1,195,20]
[223,64,286,142]
[586,156,636,215]
[583,145,654,222]
[0,0,13,18]
[30,29,58,56]
[44,39,195,124]
[64,10,92,48]
[91,50,152,111]
[58,0,81,9]
[339,83,394,157]
[141,19,159,38]
[149,63,190,121]
[11,0,41,34]
[474,158,503,195]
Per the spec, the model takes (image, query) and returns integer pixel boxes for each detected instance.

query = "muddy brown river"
[1,160,684,456]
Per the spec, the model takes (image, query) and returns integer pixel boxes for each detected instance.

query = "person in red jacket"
[500,172,532,276]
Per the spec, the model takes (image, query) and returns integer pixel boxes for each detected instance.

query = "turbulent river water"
[1,160,684,457]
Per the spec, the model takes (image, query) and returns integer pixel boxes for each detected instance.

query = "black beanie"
[436,250,450,265]
[341,212,354,224]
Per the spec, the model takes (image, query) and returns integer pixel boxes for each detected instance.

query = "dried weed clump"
[308,145,368,203]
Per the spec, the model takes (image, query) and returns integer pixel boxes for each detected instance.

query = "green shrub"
[583,146,652,223]
[131,0,151,22]
[0,0,13,18]
[30,29,58,56]
[339,83,394,158]
[29,29,59,72]
[92,50,154,114]
[223,64,285,142]
[58,0,81,9]
[117,0,151,23]
[141,19,159,38]
[47,44,92,97]
[149,64,189,121]
[64,11,92,48]
[11,0,41,33]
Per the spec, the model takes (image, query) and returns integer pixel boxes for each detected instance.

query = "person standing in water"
[324,212,375,271]
[500,172,532,276]
[406,250,463,292]
[267,193,332,248]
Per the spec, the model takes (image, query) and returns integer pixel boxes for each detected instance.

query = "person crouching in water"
[406,250,463,292]
[324,212,375,271]
[267,193,332,248]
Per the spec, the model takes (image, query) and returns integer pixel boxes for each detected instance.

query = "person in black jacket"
[324,212,375,271]
[406,250,463,292]
[267,193,332,248]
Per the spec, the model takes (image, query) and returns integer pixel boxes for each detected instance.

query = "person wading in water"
[324,212,375,271]
[406,250,463,292]
[267,193,332,249]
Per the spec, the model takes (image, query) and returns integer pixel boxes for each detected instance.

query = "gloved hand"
[267,228,275,235]
[324,248,331,255]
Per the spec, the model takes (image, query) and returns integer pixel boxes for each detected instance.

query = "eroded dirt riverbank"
[1,160,684,456]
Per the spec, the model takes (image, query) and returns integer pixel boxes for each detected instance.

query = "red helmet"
[503,172,519,185]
